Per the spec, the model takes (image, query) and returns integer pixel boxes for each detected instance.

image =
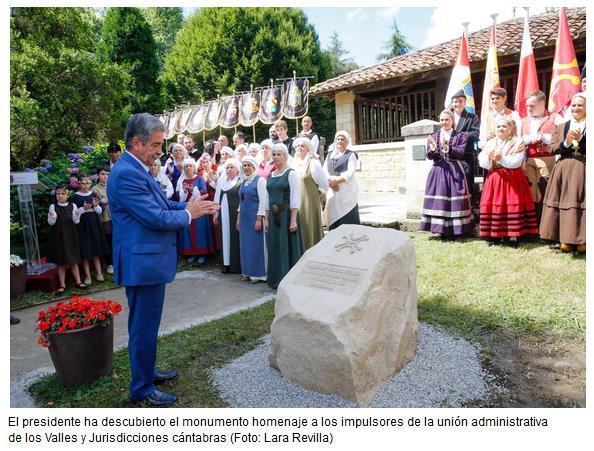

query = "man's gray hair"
[124,113,166,150]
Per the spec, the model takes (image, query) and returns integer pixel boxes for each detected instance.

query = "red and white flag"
[548,7,581,123]
[514,9,539,118]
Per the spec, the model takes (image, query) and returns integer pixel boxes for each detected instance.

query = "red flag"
[480,18,500,126]
[548,7,581,121]
[514,10,539,118]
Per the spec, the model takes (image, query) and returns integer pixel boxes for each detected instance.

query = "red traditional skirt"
[479,167,538,237]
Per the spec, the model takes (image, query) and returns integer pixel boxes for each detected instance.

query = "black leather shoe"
[154,370,178,384]
[10,316,20,325]
[133,389,178,407]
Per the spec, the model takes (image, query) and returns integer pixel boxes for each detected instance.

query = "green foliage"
[325,31,360,77]
[10,145,112,259]
[161,7,331,106]
[97,7,163,114]
[376,18,415,62]
[10,7,96,55]
[10,7,130,170]
[141,7,184,68]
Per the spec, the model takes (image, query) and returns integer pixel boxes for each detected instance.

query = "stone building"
[310,9,586,205]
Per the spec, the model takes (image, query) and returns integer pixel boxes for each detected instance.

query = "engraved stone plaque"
[412,145,426,161]
[293,261,367,294]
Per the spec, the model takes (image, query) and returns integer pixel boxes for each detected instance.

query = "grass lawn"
[27,233,586,407]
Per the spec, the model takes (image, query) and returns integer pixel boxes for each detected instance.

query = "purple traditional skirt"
[420,159,473,236]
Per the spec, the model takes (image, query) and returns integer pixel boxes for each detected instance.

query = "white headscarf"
[272,142,289,158]
[224,157,241,172]
[220,146,234,158]
[241,155,258,170]
[334,130,352,147]
[293,136,312,153]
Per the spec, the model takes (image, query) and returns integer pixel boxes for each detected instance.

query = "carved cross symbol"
[334,233,369,254]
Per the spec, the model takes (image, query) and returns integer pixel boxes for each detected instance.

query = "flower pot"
[48,321,114,387]
[10,264,27,299]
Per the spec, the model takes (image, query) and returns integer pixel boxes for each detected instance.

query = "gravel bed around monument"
[212,323,499,407]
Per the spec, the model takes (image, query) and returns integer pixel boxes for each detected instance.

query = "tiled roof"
[311,8,586,97]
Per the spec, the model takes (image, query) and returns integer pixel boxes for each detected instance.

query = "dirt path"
[478,331,586,407]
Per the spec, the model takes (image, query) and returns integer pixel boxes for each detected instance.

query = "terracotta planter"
[10,264,27,299]
[48,321,114,387]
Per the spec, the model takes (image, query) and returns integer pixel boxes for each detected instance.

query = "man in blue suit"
[108,113,218,406]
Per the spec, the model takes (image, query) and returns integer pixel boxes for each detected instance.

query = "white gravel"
[212,323,499,407]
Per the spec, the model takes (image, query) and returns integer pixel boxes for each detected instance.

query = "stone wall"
[335,91,357,141]
[351,142,406,194]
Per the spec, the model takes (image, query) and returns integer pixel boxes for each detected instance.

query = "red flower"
[36,296,122,348]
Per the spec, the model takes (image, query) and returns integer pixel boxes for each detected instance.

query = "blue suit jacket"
[107,152,189,286]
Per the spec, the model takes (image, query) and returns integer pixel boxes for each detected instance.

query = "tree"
[160,7,335,142]
[161,8,331,104]
[325,31,359,77]
[141,7,184,68]
[376,18,414,62]
[97,7,163,114]
[10,7,130,169]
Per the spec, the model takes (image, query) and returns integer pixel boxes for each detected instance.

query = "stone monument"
[269,224,418,406]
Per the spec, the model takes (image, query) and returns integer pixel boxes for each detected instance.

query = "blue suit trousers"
[126,284,166,401]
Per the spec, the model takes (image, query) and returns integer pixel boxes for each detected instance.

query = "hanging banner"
[164,110,179,140]
[220,96,240,128]
[204,100,223,130]
[259,86,284,124]
[158,114,170,135]
[283,78,309,119]
[239,92,261,127]
[186,105,206,133]
[174,108,193,134]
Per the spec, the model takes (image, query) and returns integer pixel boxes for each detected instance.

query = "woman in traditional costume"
[266,143,303,290]
[291,137,328,250]
[478,118,538,247]
[257,139,276,180]
[540,92,586,253]
[214,158,242,273]
[323,130,360,230]
[237,156,268,283]
[149,159,174,199]
[420,109,473,238]
[178,159,216,264]
[165,143,187,198]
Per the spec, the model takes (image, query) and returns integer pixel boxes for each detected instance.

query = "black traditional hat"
[451,89,466,99]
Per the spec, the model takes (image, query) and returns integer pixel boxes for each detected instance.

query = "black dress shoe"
[154,370,178,384]
[133,389,178,407]
[10,316,20,325]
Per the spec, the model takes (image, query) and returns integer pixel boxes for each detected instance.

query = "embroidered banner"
[186,105,206,133]
[239,92,261,126]
[164,110,179,140]
[283,79,309,119]
[220,96,240,128]
[259,86,284,124]
[204,100,223,130]
[174,107,193,134]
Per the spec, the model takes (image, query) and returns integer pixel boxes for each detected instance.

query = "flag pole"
[251,85,256,142]
[293,71,299,135]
